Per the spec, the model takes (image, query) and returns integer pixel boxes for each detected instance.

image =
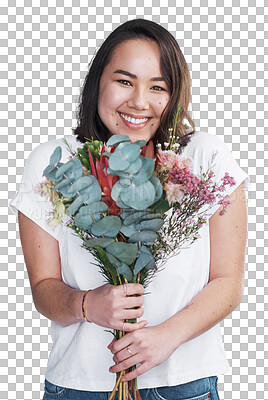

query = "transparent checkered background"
[1,1,267,399]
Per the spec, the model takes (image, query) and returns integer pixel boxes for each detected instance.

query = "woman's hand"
[107,324,176,381]
[85,283,148,332]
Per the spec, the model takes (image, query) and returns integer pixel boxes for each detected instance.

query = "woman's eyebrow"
[113,69,165,82]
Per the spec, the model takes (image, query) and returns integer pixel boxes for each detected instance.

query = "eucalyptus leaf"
[123,211,149,226]
[123,157,142,175]
[144,257,156,270]
[150,193,170,214]
[117,262,133,281]
[128,230,158,243]
[83,201,108,214]
[120,223,138,237]
[121,144,140,162]
[120,180,155,210]
[132,140,146,148]
[70,176,102,205]
[66,176,94,195]
[74,208,95,231]
[49,146,62,166]
[43,162,64,182]
[55,158,83,181]
[133,251,154,275]
[84,237,115,248]
[109,153,129,171]
[149,175,163,203]
[105,242,138,265]
[119,178,132,187]
[53,178,74,197]
[91,216,122,237]
[139,245,153,255]
[132,157,155,185]
[106,134,130,147]
[139,213,163,221]
[135,218,164,232]
[74,202,108,231]
[110,181,123,202]
[66,194,89,216]
[107,253,121,267]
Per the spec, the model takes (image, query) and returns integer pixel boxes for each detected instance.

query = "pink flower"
[157,149,177,169]
[157,148,193,172]
[175,156,192,170]
[164,181,185,205]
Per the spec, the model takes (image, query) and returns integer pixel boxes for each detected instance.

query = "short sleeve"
[8,140,66,241]
[201,133,249,217]
[183,131,249,219]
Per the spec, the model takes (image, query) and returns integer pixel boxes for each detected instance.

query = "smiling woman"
[8,18,248,400]
[97,39,170,143]
[73,18,196,151]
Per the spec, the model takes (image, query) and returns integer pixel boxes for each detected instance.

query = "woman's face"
[97,39,170,143]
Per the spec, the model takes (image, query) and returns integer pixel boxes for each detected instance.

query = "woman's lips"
[118,112,152,130]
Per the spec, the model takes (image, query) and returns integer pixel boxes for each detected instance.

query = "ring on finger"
[123,283,129,296]
[127,346,132,355]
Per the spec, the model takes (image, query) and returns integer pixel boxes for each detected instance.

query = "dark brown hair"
[72,18,195,151]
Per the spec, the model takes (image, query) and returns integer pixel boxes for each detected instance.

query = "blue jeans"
[43,376,220,399]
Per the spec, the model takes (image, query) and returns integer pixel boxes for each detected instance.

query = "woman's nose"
[127,87,149,110]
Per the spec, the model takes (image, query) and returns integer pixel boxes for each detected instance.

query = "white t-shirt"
[9,131,249,391]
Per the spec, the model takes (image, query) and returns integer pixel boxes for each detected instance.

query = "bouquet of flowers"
[36,106,235,400]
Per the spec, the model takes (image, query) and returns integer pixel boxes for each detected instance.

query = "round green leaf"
[120,223,138,237]
[84,238,115,248]
[120,180,155,210]
[132,157,155,185]
[135,218,164,232]
[109,153,129,171]
[106,134,130,147]
[123,157,142,175]
[43,162,64,182]
[132,140,146,148]
[106,242,138,265]
[50,146,62,167]
[66,194,88,216]
[123,211,149,226]
[133,251,154,275]
[55,158,83,181]
[117,262,133,281]
[128,230,157,243]
[149,175,163,203]
[121,144,140,162]
[91,216,122,237]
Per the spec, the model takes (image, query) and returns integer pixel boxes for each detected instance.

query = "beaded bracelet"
[82,289,92,323]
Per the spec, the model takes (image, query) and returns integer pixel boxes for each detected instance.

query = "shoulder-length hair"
[72,18,195,152]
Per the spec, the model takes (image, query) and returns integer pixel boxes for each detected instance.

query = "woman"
[9,19,248,399]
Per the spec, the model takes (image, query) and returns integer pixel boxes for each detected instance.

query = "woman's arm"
[109,181,248,381]
[18,211,147,331]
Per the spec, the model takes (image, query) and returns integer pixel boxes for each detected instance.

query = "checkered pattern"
[2,1,267,399]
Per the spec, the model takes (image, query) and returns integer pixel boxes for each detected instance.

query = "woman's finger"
[119,307,144,320]
[119,283,144,297]
[122,320,148,333]
[113,344,137,364]
[122,295,144,308]
[107,337,116,350]
[121,363,148,382]
[109,353,141,374]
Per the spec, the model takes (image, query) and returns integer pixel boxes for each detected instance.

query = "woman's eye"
[117,80,131,86]
[152,86,166,91]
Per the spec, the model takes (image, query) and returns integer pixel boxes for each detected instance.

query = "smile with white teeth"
[119,112,150,125]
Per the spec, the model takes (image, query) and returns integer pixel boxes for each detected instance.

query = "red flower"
[88,145,120,215]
